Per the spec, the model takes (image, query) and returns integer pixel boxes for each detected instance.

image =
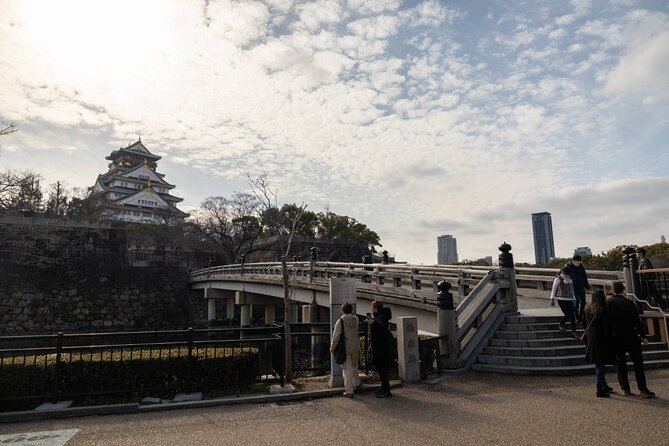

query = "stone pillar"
[226,298,235,321]
[240,305,251,328]
[498,242,518,313]
[207,298,216,322]
[265,305,275,325]
[397,316,420,382]
[437,280,459,368]
[329,278,356,387]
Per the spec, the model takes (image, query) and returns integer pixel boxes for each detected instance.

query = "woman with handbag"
[583,290,616,398]
[330,302,360,398]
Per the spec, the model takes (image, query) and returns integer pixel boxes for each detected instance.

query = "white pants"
[342,352,361,394]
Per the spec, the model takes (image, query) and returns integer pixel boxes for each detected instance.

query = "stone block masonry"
[0,218,207,334]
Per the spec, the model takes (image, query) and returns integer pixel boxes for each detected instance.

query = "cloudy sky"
[1,0,668,264]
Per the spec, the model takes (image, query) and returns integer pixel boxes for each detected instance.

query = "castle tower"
[90,139,188,223]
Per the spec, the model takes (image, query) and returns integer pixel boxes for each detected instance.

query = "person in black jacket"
[565,255,590,322]
[366,300,393,398]
[606,282,655,397]
[582,290,615,397]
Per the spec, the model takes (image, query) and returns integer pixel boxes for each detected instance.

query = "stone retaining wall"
[0,218,207,334]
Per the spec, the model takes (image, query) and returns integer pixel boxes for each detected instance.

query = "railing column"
[623,246,644,313]
[240,254,245,276]
[309,247,317,283]
[498,242,518,313]
[436,280,458,368]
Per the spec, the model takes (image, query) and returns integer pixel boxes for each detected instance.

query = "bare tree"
[0,170,43,215]
[248,174,307,383]
[193,193,262,264]
[45,181,69,217]
[0,121,17,137]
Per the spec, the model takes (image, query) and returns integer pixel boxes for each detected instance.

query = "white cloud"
[604,31,669,100]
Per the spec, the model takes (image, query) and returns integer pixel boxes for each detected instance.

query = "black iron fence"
[418,336,441,379]
[0,321,377,412]
[638,268,669,311]
[0,327,283,411]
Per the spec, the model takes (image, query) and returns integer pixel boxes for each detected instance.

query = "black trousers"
[616,340,647,391]
[375,362,390,392]
[557,300,576,331]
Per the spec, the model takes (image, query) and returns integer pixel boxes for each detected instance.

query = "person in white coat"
[330,302,360,397]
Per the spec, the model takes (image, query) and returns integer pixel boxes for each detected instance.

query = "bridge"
[188,245,669,376]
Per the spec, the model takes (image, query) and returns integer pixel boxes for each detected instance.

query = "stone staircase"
[471,313,669,375]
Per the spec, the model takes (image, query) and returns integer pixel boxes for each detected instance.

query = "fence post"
[397,317,420,382]
[187,327,194,392]
[52,332,64,403]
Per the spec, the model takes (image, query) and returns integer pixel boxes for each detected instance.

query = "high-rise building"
[532,212,555,264]
[89,139,188,224]
[437,235,458,265]
[574,246,592,257]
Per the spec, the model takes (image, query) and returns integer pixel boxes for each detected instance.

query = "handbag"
[580,313,598,343]
[334,318,347,365]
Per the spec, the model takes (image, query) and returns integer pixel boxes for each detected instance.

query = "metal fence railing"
[638,268,669,311]
[0,327,284,411]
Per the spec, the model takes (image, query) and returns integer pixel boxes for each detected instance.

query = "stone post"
[498,242,518,313]
[437,280,459,369]
[397,316,420,382]
[382,250,389,264]
[329,277,356,387]
[309,247,318,282]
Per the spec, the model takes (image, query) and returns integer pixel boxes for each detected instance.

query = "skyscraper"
[532,212,555,264]
[437,235,458,264]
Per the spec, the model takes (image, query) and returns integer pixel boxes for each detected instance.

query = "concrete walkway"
[2,369,668,446]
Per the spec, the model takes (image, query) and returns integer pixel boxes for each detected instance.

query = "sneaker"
[342,392,354,398]
[639,388,656,398]
[603,385,614,393]
[558,324,567,332]
[596,391,610,398]
[375,391,392,398]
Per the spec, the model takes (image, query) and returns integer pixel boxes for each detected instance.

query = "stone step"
[496,330,582,340]
[483,341,668,357]
[477,350,669,368]
[483,345,585,357]
[471,359,669,376]
[505,315,564,324]
[489,337,582,348]
[501,322,575,332]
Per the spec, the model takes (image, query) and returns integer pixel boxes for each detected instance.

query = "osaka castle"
[90,139,188,223]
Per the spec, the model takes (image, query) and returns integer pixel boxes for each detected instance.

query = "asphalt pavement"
[2,368,668,446]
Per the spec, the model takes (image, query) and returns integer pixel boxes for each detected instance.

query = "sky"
[1,0,668,264]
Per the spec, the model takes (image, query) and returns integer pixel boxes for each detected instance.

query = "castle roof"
[106,139,161,161]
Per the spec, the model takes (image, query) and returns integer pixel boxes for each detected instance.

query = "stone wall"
[0,218,207,334]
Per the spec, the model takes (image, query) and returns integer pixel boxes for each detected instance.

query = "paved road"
[2,369,668,446]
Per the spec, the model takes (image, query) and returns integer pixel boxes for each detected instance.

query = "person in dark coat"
[565,255,590,322]
[606,282,656,397]
[367,300,393,398]
[635,247,666,309]
[582,290,615,397]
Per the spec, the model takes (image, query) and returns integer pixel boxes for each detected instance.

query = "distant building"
[437,235,458,265]
[531,212,555,264]
[480,256,493,266]
[574,246,592,257]
[90,139,188,224]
